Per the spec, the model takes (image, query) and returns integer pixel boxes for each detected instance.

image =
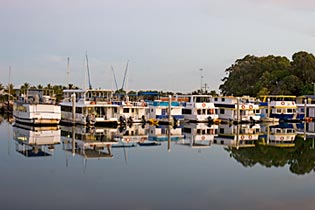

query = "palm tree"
[20,82,30,95]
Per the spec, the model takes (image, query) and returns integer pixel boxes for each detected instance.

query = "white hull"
[13,103,61,125]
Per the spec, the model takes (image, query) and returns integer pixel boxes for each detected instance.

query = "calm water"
[1,115,315,210]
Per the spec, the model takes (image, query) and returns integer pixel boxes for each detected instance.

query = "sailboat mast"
[85,52,92,89]
[121,60,129,90]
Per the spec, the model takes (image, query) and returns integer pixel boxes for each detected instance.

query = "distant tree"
[290,51,315,95]
[219,54,302,96]
[20,82,30,94]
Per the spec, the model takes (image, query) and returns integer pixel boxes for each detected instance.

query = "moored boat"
[177,94,219,123]
[259,95,301,122]
[13,89,61,125]
[214,96,261,123]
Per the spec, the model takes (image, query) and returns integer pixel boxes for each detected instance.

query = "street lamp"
[199,68,203,94]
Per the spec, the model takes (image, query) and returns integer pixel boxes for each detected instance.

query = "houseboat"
[177,95,219,123]
[113,97,148,125]
[296,95,315,121]
[148,97,184,125]
[13,89,61,125]
[259,95,302,122]
[13,123,61,157]
[214,123,261,149]
[60,89,120,125]
[213,96,260,123]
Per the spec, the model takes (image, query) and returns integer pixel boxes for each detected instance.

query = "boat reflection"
[148,125,184,141]
[13,123,60,157]
[178,123,218,148]
[214,124,261,149]
[259,123,297,147]
[61,125,118,159]
[113,124,149,148]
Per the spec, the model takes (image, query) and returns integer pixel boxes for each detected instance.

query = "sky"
[1,0,315,93]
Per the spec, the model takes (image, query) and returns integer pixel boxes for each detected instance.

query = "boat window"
[123,108,129,113]
[219,128,224,133]
[197,109,201,115]
[220,109,225,114]
[61,106,72,112]
[182,128,191,133]
[276,108,282,114]
[196,97,210,103]
[287,109,293,113]
[182,109,192,114]
[76,107,82,113]
[202,109,206,115]
[222,98,225,102]
[214,98,218,101]
[275,128,282,133]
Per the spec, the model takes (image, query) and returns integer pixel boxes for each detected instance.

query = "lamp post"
[199,68,203,94]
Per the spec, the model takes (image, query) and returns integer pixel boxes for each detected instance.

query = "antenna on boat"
[66,57,70,87]
[121,60,129,90]
[85,52,92,89]
[111,65,119,91]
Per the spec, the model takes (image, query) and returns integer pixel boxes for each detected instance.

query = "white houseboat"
[113,98,148,124]
[60,89,149,126]
[13,89,61,125]
[177,95,219,123]
[296,96,315,121]
[259,95,302,122]
[213,96,260,123]
[148,97,184,125]
[60,89,120,125]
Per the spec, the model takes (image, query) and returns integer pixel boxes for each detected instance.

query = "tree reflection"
[225,136,315,175]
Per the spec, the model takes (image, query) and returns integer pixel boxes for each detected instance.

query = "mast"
[85,52,92,89]
[121,60,129,90]
[111,65,119,91]
[66,57,70,87]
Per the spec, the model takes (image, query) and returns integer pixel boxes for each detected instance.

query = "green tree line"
[219,51,315,96]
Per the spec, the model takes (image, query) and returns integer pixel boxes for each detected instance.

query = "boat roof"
[63,89,113,93]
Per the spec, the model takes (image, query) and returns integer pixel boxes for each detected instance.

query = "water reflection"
[259,123,297,147]
[61,125,117,159]
[9,120,315,175]
[224,122,315,175]
[113,124,149,148]
[214,123,261,149]
[13,123,60,157]
[178,123,218,148]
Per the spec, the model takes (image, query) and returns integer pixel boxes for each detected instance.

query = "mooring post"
[71,93,76,125]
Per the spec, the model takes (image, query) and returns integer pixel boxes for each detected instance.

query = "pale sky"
[1,0,315,93]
